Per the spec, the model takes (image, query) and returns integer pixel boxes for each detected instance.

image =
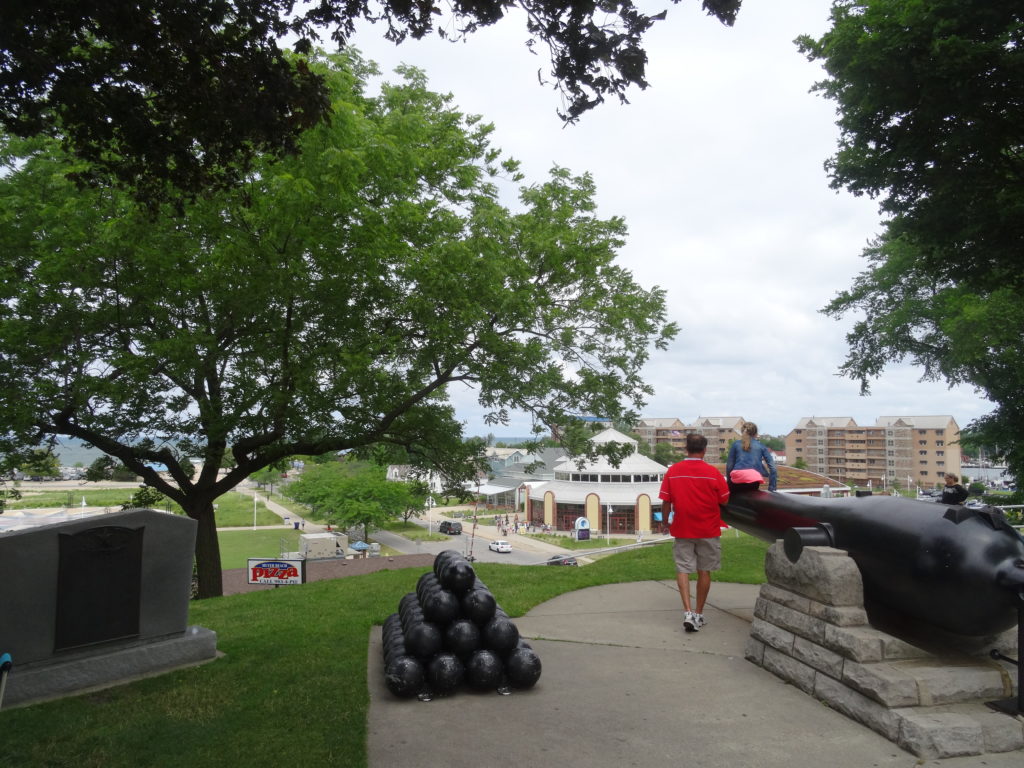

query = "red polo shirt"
[659,457,730,538]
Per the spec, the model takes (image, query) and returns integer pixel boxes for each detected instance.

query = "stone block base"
[4,626,219,708]
[746,544,1022,760]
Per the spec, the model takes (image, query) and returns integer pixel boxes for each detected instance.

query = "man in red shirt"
[659,433,730,632]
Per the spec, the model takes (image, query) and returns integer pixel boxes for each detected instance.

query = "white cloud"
[349,0,995,439]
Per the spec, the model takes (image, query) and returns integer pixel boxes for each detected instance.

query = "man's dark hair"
[686,433,707,454]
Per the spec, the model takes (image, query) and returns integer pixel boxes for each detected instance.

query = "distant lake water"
[51,439,104,467]
[963,466,1015,485]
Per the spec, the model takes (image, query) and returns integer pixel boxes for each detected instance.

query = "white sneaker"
[693,613,706,630]
[684,611,697,632]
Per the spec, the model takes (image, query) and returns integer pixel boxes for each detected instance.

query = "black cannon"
[722,490,1024,715]
[721,491,1024,638]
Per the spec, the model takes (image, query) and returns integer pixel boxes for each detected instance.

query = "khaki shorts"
[673,537,721,573]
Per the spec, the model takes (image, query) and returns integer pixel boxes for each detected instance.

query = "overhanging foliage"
[800,0,1024,481]
[0,53,676,596]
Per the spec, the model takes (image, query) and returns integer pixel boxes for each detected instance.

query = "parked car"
[488,540,512,553]
[439,521,462,535]
[546,555,578,566]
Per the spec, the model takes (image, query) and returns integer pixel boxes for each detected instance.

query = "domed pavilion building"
[523,428,668,534]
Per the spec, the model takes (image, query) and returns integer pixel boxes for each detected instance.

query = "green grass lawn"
[210,493,281,527]
[380,520,449,542]
[217,529,303,570]
[5,487,142,509]
[522,532,636,550]
[0,536,768,767]
[257,491,312,520]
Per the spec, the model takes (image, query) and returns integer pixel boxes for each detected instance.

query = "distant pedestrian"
[725,421,777,492]
[940,473,969,505]
[659,433,730,632]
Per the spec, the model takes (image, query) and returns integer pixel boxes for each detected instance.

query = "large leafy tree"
[653,440,678,467]
[289,462,429,534]
[1,0,740,208]
[798,1,1024,480]
[0,54,675,597]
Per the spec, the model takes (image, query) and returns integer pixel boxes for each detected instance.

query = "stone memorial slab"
[0,508,217,707]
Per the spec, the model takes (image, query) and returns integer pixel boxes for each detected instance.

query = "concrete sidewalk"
[367,581,1022,768]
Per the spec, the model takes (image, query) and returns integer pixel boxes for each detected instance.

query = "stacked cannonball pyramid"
[382,549,542,699]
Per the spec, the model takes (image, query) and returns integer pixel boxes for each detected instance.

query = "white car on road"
[488,540,512,553]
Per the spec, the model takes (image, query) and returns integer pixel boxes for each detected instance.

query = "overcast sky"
[349,0,994,438]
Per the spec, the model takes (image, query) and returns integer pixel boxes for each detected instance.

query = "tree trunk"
[190,500,224,599]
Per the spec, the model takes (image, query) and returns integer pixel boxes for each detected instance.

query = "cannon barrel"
[721,491,1024,637]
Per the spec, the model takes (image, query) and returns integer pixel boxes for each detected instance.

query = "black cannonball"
[444,618,481,657]
[399,602,425,626]
[400,612,426,635]
[427,652,465,694]
[400,604,425,624]
[465,650,504,690]
[399,592,421,619]
[505,647,542,689]
[461,588,496,625]
[383,637,408,664]
[404,620,443,659]
[417,571,436,594]
[421,587,461,625]
[440,559,476,594]
[384,655,425,698]
[433,550,461,577]
[482,615,519,652]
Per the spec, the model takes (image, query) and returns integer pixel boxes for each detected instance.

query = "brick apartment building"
[637,416,746,460]
[635,417,686,451]
[687,416,747,460]
[783,416,961,490]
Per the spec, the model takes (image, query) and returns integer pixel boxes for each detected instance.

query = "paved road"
[234,489,587,565]
[369,516,567,566]
[369,526,552,566]
[400,506,668,566]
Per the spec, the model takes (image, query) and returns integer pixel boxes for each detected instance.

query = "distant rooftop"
[875,415,958,429]
[793,416,857,429]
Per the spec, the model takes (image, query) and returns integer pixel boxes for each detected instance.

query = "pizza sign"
[247,558,305,586]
